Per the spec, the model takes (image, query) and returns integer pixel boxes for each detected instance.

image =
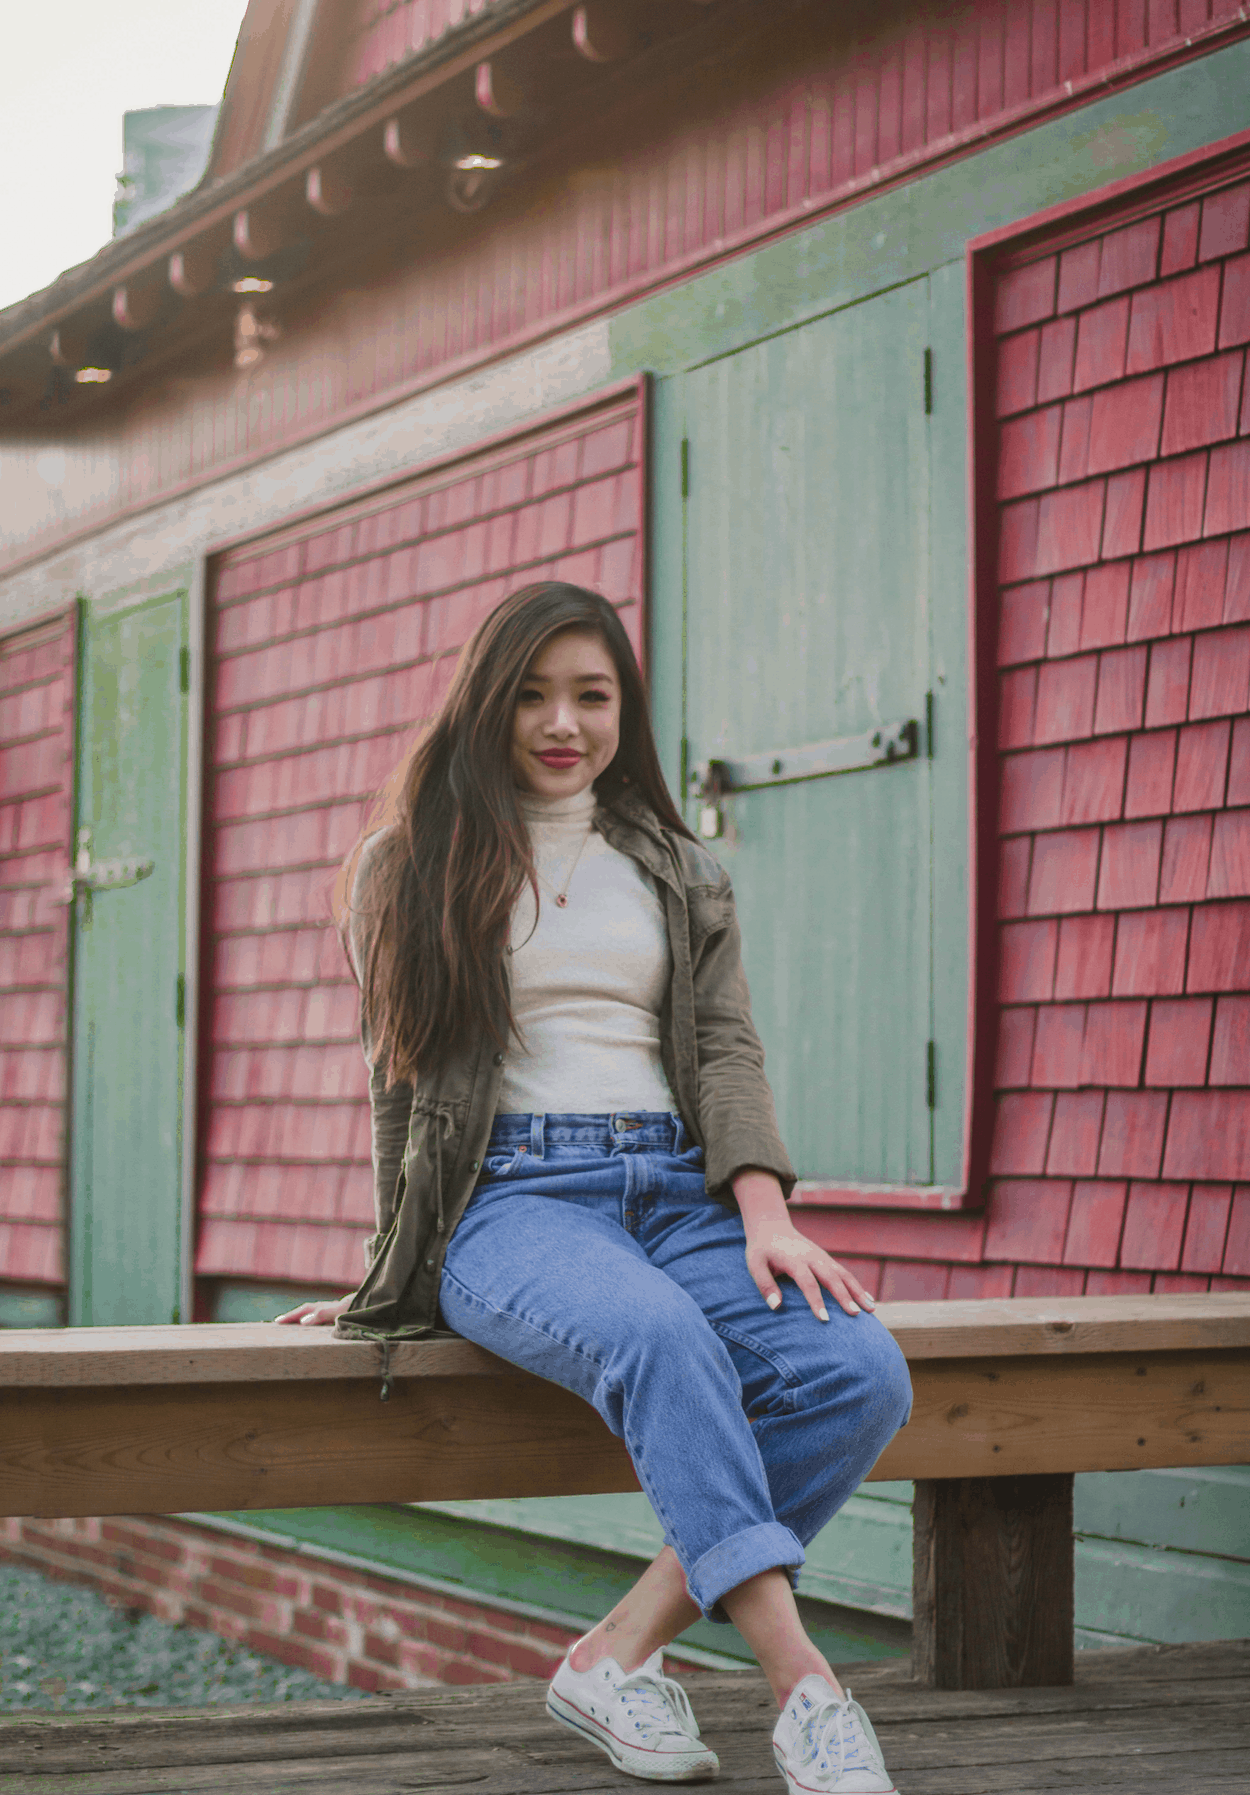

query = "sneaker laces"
[614,1668,702,1743]
[792,1687,882,1781]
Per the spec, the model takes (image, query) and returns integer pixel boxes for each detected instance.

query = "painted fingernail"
[864,1294,877,1307]
[766,1293,781,1310]
[845,1303,860,1316]
[818,1307,829,1322]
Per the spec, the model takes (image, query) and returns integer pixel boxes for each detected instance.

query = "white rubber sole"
[546,1687,719,1783]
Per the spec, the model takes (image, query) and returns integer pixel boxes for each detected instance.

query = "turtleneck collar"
[516,784,598,824]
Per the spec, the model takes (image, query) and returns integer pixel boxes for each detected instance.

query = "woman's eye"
[581,689,611,705]
[517,686,543,704]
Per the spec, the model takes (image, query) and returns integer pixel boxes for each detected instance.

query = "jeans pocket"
[712,1320,803,1419]
[482,1146,528,1180]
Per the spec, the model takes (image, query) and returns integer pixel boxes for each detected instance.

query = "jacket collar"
[594,787,682,892]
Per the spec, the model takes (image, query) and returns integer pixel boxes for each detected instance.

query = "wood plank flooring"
[0,1640,1245,1794]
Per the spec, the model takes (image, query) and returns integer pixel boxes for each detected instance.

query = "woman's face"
[510,628,621,798]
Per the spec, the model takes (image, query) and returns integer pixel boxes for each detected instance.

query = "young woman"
[279,582,911,1794]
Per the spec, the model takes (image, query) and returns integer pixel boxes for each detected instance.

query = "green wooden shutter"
[676,279,941,1186]
[69,588,188,1325]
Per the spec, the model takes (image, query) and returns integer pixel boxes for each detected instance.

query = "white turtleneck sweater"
[498,786,676,1116]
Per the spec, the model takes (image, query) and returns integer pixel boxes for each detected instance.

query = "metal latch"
[689,718,919,839]
[53,827,155,904]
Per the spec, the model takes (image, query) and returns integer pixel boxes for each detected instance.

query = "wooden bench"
[2,1294,1246,1692]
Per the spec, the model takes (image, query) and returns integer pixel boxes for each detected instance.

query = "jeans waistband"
[487,1111,684,1154]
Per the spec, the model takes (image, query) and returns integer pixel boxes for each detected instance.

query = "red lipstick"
[537,750,581,768]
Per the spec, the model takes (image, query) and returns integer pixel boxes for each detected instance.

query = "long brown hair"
[343,582,692,1087]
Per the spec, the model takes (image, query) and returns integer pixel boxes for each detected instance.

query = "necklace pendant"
[555,893,569,908]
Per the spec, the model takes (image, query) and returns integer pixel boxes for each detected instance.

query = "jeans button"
[614,1118,628,1133]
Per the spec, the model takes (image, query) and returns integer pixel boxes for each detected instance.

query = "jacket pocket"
[686,882,734,952]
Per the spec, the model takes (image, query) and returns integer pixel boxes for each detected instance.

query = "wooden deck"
[1,1640,1245,1794]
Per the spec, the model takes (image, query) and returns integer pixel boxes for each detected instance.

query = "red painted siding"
[196,390,644,1292]
[329,0,502,101]
[0,611,76,1295]
[7,0,1248,577]
[318,0,1248,133]
[800,158,1250,1298]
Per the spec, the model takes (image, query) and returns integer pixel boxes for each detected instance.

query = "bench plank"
[0,1376,640,1517]
[868,1347,1250,1481]
[0,1295,1246,1388]
[2,1348,1245,1517]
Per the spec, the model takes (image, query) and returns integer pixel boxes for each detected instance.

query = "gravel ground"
[0,1563,374,1711]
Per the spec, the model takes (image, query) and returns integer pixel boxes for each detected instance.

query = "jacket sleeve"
[690,873,797,1200]
[349,832,413,1270]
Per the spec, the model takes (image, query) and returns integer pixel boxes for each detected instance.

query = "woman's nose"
[545,703,578,737]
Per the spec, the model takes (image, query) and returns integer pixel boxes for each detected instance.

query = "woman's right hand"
[274,1295,354,1326]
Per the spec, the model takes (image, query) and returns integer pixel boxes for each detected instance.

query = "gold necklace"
[537,826,593,909]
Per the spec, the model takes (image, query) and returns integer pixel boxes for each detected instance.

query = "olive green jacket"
[335,788,794,1343]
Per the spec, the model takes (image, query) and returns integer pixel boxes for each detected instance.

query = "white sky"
[0,0,250,312]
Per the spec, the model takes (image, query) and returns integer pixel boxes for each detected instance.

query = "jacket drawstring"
[378,1337,393,1403]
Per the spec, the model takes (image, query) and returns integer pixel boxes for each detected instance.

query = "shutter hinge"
[923,347,933,415]
[925,689,934,759]
[680,437,690,498]
[179,647,191,693]
[175,974,186,1029]
[926,1039,937,1110]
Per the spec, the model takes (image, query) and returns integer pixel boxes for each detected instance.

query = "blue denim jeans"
[439,1112,912,1621]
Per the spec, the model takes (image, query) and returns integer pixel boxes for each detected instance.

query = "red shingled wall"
[0,611,76,1298]
[804,165,1250,1300]
[196,389,645,1297]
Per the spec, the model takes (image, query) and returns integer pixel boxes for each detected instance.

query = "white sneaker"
[772,1674,897,1794]
[546,1648,719,1782]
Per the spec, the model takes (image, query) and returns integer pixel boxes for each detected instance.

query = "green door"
[677,281,936,1188]
[69,588,189,1325]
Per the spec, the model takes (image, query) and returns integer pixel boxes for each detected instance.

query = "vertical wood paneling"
[0,610,76,1299]
[197,393,645,1293]
[680,282,934,1189]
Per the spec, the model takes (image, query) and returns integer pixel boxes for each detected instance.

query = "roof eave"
[0,0,565,357]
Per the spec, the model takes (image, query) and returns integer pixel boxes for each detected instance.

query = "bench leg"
[911,1473,1074,1690]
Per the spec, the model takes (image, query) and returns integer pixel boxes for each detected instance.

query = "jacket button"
[425,1258,435,1270]
[493,1052,505,1066]
[470,1160,480,1172]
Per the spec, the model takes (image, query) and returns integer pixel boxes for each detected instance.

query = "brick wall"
[0,1514,640,1692]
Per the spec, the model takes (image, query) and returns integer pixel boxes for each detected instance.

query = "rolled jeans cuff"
[685,1521,805,1622]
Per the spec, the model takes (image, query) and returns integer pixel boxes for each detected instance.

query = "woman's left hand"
[731,1168,876,1321]
[744,1222,877,1321]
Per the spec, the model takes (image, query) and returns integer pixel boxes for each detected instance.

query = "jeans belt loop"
[530,1112,545,1159]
